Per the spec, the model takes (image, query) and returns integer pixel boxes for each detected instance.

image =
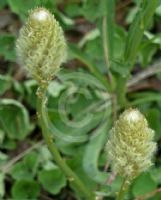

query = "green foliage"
[0,0,7,10]
[38,168,67,194]
[10,152,39,180]
[83,123,109,184]
[0,75,12,95]
[0,173,5,198]
[1,0,161,199]
[11,179,40,199]
[132,172,157,197]
[0,34,16,61]
[7,0,40,21]
[0,99,33,140]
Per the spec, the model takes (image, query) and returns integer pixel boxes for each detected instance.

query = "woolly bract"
[16,7,66,85]
[106,108,156,181]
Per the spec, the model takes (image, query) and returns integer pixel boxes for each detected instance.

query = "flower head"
[106,108,157,181]
[16,7,67,85]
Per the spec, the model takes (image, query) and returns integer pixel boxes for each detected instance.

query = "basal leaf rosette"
[16,7,66,85]
[106,108,157,182]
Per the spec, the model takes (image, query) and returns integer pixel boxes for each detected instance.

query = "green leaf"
[46,72,111,144]
[0,34,16,61]
[58,12,74,26]
[151,167,161,185]
[0,130,5,145]
[0,151,8,165]
[126,6,139,24]
[79,29,100,48]
[10,162,33,180]
[150,193,161,200]
[7,0,57,21]
[65,3,82,17]
[82,0,107,21]
[83,123,110,183]
[23,152,39,173]
[82,1,99,21]
[101,0,115,67]
[1,138,17,150]
[130,92,161,106]
[81,37,107,74]
[0,75,12,95]
[111,60,130,77]
[0,99,33,140]
[146,109,161,140]
[69,44,109,89]
[48,80,66,97]
[48,99,110,144]
[67,150,96,193]
[132,172,157,197]
[124,0,158,68]
[7,0,39,21]
[11,179,40,200]
[113,26,127,61]
[67,152,97,197]
[0,0,7,10]
[69,44,101,73]
[0,173,5,198]
[38,146,56,170]
[38,168,67,195]
[24,80,38,108]
[139,43,157,66]
[156,4,161,16]
[10,152,39,180]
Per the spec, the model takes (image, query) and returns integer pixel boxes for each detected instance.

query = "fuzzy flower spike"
[16,7,66,85]
[106,108,157,182]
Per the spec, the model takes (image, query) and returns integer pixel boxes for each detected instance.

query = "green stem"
[116,178,128,200]
[116,76,129,108]
[37,87,94,200]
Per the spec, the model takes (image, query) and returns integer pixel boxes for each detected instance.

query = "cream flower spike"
[106,108,157,182]
[16,7,67,86]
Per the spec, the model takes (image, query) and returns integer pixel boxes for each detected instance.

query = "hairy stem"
[116,178,128,200]
[37,86,94,200]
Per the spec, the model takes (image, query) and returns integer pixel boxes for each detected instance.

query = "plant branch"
[37,86,94,200]
[128,59,161,87]
[0,140,43,174]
